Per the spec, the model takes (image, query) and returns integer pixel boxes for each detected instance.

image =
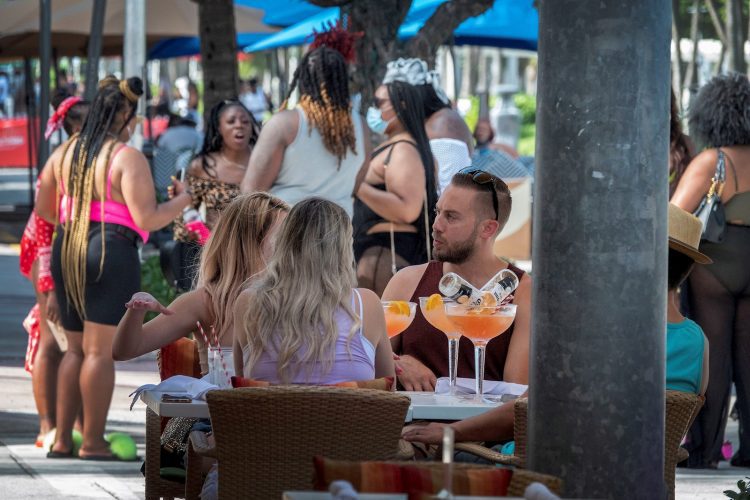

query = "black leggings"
[685,224,750,465]
[51,224,142,331]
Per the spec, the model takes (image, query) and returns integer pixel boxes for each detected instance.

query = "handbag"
[693,149,727,244]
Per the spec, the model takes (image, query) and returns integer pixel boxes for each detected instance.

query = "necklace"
[219,152,249,170]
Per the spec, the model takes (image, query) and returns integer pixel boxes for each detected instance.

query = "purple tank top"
[244,290,376,384]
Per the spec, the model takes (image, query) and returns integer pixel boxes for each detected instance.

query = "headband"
[382,58,449,105]
[119,79,140,104]
[44,96,82,140]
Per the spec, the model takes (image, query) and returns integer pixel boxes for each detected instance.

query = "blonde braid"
[60,137,117,320]
[95,140,117,281]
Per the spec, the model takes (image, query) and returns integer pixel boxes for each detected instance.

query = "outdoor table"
[139,390,505,498]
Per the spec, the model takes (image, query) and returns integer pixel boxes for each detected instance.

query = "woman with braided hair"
[170,99,259,292]
[36,76,192,460]
[240,24,369,217]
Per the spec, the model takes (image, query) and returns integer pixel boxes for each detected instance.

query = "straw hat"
[668,203,712,264]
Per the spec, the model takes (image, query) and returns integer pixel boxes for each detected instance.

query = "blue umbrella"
[235,0,323,27]
[245,0,537,53]
[245,7,340,53]
[148,33,270,59]
[399,0,537,50]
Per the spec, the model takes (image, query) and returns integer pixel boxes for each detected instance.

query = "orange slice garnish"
[480,291,497,307]
[425,294,443,311]
[387,301,411,315]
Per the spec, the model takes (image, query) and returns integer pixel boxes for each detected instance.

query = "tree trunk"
[195,0,238,122]
[705,0,727,75]
[726,0,747,73]
[403,0,494,63]
[671,0,684,101]
[311,0,494,108]
[682,0,700,94]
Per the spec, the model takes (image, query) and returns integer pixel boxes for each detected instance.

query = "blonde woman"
[234,197,395,383]
[113,193,289,374]
[36,76,192,460]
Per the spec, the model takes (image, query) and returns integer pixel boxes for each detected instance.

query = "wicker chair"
[189,386,411,500]
[455,391,705,500]
[144,338,203,500]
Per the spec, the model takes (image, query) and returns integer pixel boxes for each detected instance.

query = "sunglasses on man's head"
[459,167,500,221]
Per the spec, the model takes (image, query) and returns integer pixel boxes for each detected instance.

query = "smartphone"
[161,393,192,403]
[177,168,186,182]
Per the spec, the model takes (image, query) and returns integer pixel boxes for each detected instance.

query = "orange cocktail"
[420,295,462,395]
[382,301,416,338]
[445,303,517,401]
[445,312,514,346]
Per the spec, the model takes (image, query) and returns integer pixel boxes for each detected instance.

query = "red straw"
[209,324,231,388]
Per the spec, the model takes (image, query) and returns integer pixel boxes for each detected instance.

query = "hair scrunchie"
[119,79,139,104]
[382,57,449,105]
[44,96,82,140]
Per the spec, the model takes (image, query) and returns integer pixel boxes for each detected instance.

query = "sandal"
[46,449,74,459]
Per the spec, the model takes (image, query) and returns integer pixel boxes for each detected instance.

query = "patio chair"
[143,338,203,500]
[454,391,705,500]
[189,386,411,500]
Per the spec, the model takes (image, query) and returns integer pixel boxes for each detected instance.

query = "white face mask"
[366,106,389,135]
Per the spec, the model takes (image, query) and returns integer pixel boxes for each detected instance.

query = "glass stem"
[448,337,459,392]
[474,345,486,398]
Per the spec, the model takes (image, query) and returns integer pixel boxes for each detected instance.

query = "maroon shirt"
[392,261,524,381]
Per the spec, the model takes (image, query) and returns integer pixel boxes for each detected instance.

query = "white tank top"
[271,107,364,217]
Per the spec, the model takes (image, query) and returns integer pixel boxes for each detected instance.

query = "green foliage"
[513,93,536,126]
[725,477,750,499]
[518,123,536,157]
[140,254,176,322]
[464,95,480,132]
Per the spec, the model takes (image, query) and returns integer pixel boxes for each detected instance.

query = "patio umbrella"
[235,0,323,27]
[399,0,538,51]
[148,33,270,59]
[0,0,276,59]
[245,0,538,53]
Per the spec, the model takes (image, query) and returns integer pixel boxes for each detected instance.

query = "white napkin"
[434,377,527,396]
[128,375,219,410]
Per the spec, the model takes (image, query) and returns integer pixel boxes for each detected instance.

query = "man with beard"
[381,169,531,391]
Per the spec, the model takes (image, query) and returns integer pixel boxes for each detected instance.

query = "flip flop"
[46,449,74,459]
[79,453,137,462]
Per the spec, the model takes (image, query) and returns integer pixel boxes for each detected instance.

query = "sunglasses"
[459,168,499,220]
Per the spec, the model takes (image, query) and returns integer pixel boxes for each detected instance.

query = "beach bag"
[23,304,40,373]
[693,150,727,243]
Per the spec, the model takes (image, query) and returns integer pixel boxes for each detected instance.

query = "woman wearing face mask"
[169,100,260,291]
[353,79,439,296]
[35,76,192,460]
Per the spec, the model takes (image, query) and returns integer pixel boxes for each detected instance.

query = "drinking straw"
[210,324,232,388]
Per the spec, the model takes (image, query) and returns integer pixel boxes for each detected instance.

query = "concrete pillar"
[529,1,670,498]
[124,0,145,150]
[37,0,52,174]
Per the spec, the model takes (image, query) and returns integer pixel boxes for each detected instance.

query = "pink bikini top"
[59,144,149,243]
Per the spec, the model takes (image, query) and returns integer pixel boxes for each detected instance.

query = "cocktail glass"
[419,296,462,395]
[444,303,517,403]
[382,301,417,338]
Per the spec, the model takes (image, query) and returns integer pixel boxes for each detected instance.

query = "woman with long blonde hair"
[113,192,289,373]
[234,197,394,383]
[36,76,192,460]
